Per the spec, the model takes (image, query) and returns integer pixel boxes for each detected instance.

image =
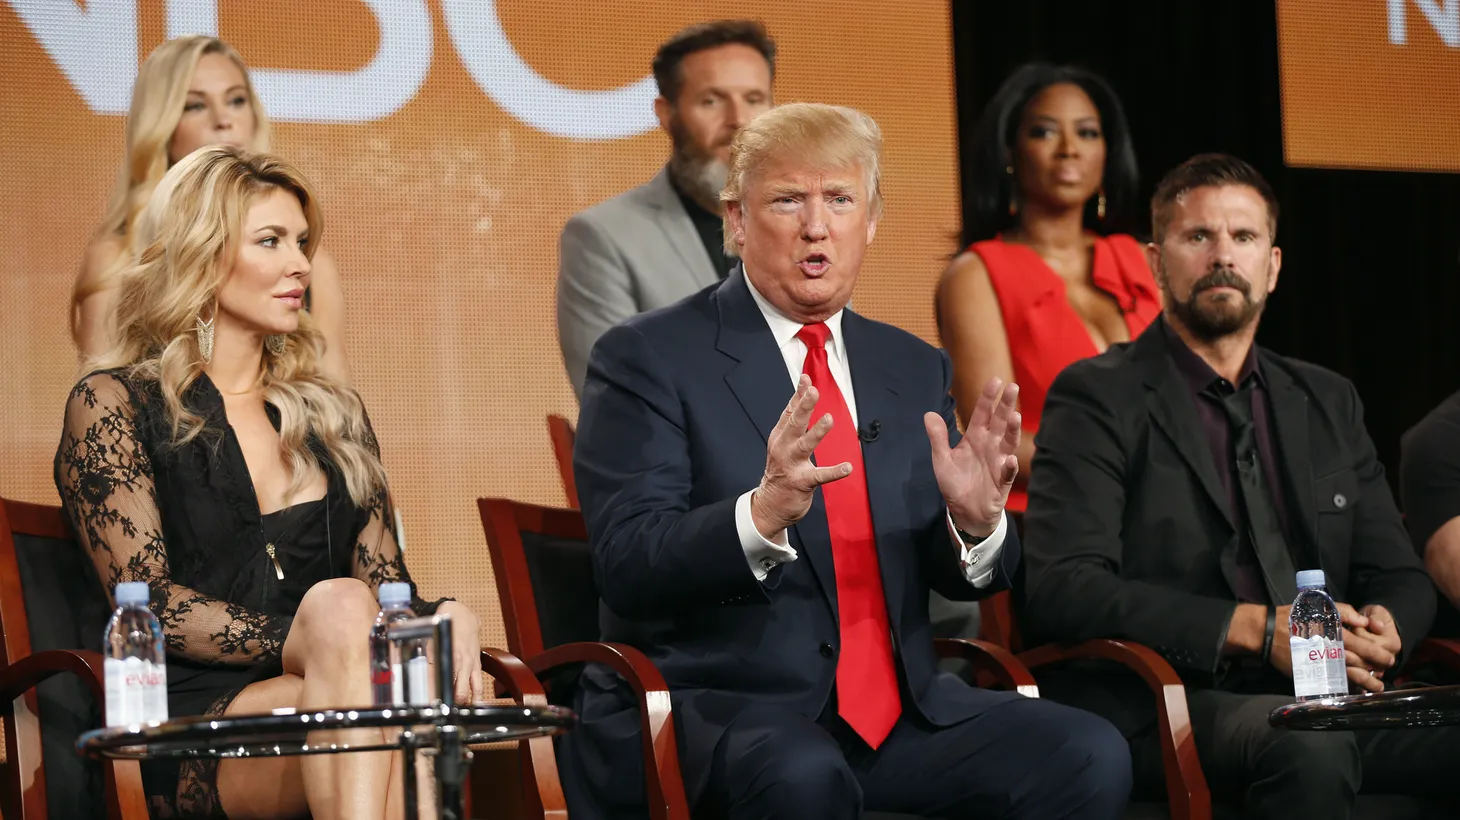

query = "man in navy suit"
[565,102,1131,819]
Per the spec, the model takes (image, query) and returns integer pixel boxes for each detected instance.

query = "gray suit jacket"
[557,167,722,397]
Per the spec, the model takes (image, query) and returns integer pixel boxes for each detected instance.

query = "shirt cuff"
[948,509,1007,588]
[735,490,798,582]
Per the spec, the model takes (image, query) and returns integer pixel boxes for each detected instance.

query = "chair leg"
[481,648,569,819]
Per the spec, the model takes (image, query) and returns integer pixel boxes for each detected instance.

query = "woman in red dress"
[937,64,1159,513]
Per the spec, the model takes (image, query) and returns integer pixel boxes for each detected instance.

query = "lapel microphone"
[858,419,882,443]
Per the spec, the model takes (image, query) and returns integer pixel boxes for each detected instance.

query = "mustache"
[1192,267,1250,297]
[668,115,733,154]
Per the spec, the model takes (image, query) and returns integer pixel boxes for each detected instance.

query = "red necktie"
[796,322,901,748]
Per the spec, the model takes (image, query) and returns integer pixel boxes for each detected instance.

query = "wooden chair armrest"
[1020,640,1210,820]
[0,649,148,820]
[527,642,690,820]
[0,649,106,704]
[934,638,1039,697]
[480,647,550,703]
[479,648,567,818]
[1410,638,1460,672]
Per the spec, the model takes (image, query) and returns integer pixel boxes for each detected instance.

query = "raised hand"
[750,375,852,539]
[924,377,1021,537]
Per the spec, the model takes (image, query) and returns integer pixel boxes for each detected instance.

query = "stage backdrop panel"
[0,0,960,651]
[1277,0,1460,172]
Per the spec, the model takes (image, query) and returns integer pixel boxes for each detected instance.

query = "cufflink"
[760,558,776,572]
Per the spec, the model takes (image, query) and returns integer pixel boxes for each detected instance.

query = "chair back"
[978,593,1023,652]
[546,414,580,511]
[477,498,597,659]
[0,499,112,819]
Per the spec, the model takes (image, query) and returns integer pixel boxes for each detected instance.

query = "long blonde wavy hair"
[76,37,269,309]
[91,146,385,507]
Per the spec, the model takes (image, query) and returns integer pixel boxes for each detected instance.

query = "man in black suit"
[1022,153,1459,818]
[1399,391,1460,639]
[562,102,1130,819]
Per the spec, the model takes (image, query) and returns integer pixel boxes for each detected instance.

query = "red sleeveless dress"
[967,234,1161,512]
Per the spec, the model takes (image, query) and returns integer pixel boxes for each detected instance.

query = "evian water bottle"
[1289,569,1348,701]
[104,581,168,726]
[370,582,431,706]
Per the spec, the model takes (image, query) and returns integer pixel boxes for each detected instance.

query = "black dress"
[54,369,444,818]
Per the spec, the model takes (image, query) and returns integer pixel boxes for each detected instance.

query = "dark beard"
[666,115,728,213]
[1165,265,1266,341]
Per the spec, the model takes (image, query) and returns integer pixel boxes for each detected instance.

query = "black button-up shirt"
[671,177,735,280]
[1163,322,1293,603]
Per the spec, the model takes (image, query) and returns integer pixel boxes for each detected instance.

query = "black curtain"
[952,0,1460,486]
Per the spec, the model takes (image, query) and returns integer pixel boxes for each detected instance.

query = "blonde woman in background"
[74,35,350,380]
[56,145,484,819]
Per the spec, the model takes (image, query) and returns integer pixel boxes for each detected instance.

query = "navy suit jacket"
[564,269,1023,815]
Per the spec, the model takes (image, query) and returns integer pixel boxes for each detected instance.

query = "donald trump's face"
[727,156,878,323]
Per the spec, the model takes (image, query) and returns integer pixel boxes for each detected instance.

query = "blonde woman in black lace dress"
[55,145,485,819]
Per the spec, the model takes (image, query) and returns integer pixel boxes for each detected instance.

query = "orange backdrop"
[1278,0,1460,172]
[0,1,961,650]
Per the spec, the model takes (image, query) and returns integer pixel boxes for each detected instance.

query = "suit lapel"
[714,272,840,615]
[716,269,791,444]
[839,311,907,614]
[644,168,718,287]
[792,489,840,622]
[1139,330,1251,597]
[1138,329,1235,531]
[1263,357,1319,552]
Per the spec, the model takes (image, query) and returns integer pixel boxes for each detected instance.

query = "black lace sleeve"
[349,414,450,616]
[55,373,289,664]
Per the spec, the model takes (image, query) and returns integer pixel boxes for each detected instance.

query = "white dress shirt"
[732,273,1007,587]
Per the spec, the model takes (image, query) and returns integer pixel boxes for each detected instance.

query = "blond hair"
[77,36,269,308]
[92,146,385,507]
[719,102,884,255]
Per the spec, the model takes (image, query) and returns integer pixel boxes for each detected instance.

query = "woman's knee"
[290,578,379,661]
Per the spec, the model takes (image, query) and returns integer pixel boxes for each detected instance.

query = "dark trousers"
[698,695,1131,820]
[1125,689,1460,819]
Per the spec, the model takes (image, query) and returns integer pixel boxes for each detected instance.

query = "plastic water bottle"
[1289,569,1348,701]
[370,583,431,706]
[104,581,168,726]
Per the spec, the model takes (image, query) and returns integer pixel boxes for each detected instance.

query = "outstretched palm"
[924,377,1021,536]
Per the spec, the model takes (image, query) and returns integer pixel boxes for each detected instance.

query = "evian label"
[406,655,431,706]
[104,656,168,727]
[1291,634,1348,699]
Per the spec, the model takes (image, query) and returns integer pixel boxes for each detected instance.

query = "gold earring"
[266,335,287,356]
[196,314,215,363]
[1097,190,1107,221]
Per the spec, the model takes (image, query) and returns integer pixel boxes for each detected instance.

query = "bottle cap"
[379,582,412,607]
[1295,569,1326,590]
[115,581,150,607]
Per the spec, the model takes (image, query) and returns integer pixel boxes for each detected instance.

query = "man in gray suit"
[557,20,776,397]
